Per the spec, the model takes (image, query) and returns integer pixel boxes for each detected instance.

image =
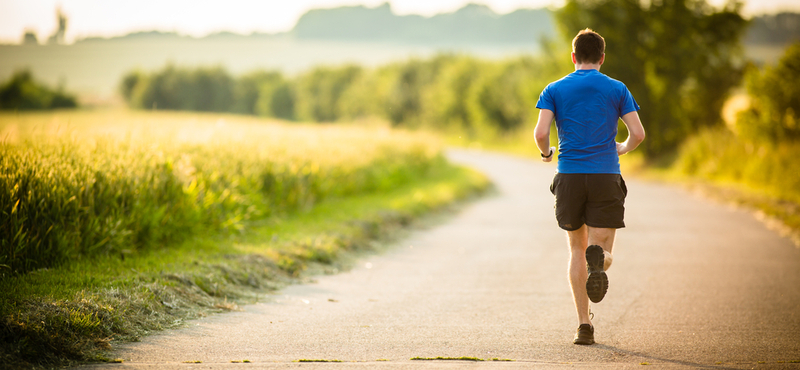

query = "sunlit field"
[0,109,444,274]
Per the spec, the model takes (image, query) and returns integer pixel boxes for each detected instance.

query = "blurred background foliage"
[736,42,800,143]
[120,54,571,140]
[121,66,235,112]
[0,70,77,110]
[676,41,800,205]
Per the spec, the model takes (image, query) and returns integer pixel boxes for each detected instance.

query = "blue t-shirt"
[536,69,640,174]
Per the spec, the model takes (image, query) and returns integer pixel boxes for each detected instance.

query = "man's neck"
[575,64,601,71]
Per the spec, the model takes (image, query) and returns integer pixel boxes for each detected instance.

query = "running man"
[533,28,646,345]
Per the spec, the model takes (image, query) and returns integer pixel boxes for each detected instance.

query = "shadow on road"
[592,344,743,369]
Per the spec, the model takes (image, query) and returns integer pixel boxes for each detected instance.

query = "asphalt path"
[90,149,800,369]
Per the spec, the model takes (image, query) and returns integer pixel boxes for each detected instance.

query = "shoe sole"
[585,245,608,303]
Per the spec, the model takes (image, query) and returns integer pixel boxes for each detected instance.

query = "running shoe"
[585,244,608,303]
[573,324,595,345]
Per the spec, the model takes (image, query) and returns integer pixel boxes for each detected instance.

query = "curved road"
[96,149,800,369]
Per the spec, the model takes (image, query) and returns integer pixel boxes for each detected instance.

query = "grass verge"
[0,161,489,369]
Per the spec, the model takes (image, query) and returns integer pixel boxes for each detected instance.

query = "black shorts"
[549,173,627,231]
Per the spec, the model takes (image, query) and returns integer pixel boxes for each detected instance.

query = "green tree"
[338,66,411,122]
[120,70,143,103]
[254,73,295,120]
[0,70,77,110]
[421,56,485,132]
[126,65,234,112]
[235,71,285,115]
[128,65,188,110]
[466,57,545,133]
[737,42,800,142]
[186,67,235,112]
[294,65,363,122]
[383,55,454,127]
[556,0,747,156]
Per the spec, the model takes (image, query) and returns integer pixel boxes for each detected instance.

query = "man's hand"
[542,146,556,163]
[616,142,626,156]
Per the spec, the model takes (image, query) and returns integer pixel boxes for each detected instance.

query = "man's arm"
[534,109,556,162]
[617,111,645,156]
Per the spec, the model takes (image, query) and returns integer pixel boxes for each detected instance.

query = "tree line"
[120,0,760,158]
[120,53,567,133]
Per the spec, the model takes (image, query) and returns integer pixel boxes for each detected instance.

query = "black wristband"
[541,149,553,158]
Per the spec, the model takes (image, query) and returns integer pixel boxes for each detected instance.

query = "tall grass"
[675,126,800,205]
[0,110,442,275]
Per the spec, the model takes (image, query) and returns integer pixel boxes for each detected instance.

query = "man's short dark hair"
[572,28,605,64]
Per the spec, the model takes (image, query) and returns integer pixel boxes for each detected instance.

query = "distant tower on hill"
[22,30,39,45]
[47,8,67,44]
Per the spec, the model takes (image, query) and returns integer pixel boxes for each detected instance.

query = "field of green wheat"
[0,109,444,275]
[0,109,490,368]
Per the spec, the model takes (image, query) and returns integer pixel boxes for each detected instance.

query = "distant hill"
[78,30,186,42]
[745,12,800,45]
[73,3,556,46]
[291,3,555,45]
[71,4,800,48]
[290,3,800,47]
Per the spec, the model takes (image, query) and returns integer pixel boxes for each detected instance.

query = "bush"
[0,70,78,110]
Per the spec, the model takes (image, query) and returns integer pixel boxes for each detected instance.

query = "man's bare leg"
[567,225,591,325]
[567,225,617,325]
[588,226,615,271]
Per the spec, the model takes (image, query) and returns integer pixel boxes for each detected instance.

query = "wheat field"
[0,109,443,274]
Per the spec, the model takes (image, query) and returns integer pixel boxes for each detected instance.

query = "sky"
[2,0,799,44]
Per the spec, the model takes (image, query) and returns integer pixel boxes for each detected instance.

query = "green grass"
[672,127,800,204]
[411,356,485,361]
[0,160,488,368]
